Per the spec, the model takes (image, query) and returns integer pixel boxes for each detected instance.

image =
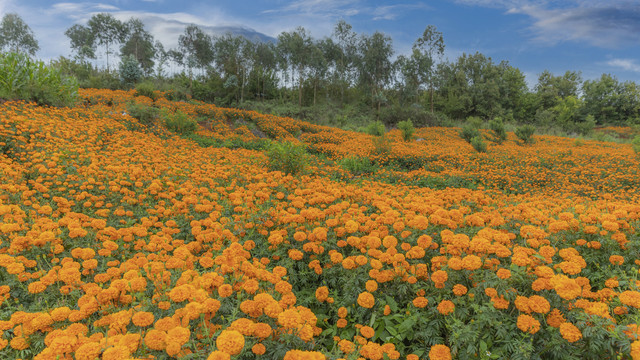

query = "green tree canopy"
[0,13,39,55]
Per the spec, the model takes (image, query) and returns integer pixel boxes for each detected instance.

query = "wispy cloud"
[607,58,640,73]
[371,3,431,21]
[454,0,640,48]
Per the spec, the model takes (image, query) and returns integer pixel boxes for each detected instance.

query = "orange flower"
[412,296,429,308]
[429,344,452,360]
[315,286,329,302]
[216,329,245,355]
[252,343,266,355]
[357,292,375,309]
[360,325,375,338]
[132,311,154,327]
[517,314,540,334]
[559,322,582,343]
[437,300,455,315]
[207,350,231,360]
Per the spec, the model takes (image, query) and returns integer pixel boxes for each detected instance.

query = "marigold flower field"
[0,89,639,359]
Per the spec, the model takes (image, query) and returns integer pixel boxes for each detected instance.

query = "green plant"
[119,54,142,88]
[366,120,386,137]
[134,81,157,100]
[397,119,415,142]
[459,124,481,144]
[632,135,640,155]
[515,124,536,144]
[161,109,198,135]
[126,102,159,126]
[339,156,376,176]
[471,136,487,152]
[372,135,392,155]
[266,141,308,175]
[487,117,507,144]
[0,52,78,107]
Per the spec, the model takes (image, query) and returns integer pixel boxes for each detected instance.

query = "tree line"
[2,12,639,130]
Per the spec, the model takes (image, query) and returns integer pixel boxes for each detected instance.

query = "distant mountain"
[205,25,276,43]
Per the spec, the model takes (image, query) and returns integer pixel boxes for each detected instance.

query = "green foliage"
[266,141,308,175]
[0,13,39,55]
[366,120,386,136]
[471,135,487,152]
[632,135,640,155]
[515,124,536,144]
[0,52,78,107]
[487,117,507,144]
[161,109,198,135]
[126,102,158,126]
[397,119,415,141]
[372,135,392,155]
[459,118,482,143]
[119,54,143,88]
[339,156,376,176]
[134,81,157,100]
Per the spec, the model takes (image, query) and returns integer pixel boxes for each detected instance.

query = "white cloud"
[607,59,640,73]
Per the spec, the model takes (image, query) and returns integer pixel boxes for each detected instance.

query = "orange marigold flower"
[496,268,511,279]
[620,291,640,308]
[132,311,154,327]
[144,329,167,350]
[218,284,233,298]
[429,344,452,360]
[360,325,375,338]
[609,255,624,265]
[437,300,455,315]
[357,292,375,309]
[216,329,245,355]
[365,280,378,292]
[338,307,348,318]
[517,314,540,334]
[252,343,266,355]
[559,322,582,343]
[315,286,329,302]
[207,350,231,360]
[452,284,468,296]
[412,296,429,308]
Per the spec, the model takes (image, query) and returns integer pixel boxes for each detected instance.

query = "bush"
[632,135,640,155]
[366,120,386,137]
[515,124,536,144]
[339,156,376,176]
[397,119,415,141]
[267,141,308,175]
[372,135,392,156]
[0,52,78,107]
[126,102,158,126]
[161,109,198,135]
[459,125,481,143]
[487,117,507,144]
[471,136,487,152]
[119,55,142,88]
[134,81,157,100]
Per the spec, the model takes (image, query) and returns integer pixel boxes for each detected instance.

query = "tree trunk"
[430,84,434,113]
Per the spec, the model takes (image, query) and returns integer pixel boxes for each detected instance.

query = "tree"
[535,70,582,110]
[277,27,313,107]
[65,24,96,62]
[0,13,39,55]
[582,74,640,124]
[87,13,128,72]
[332,20,358,105]
[413,25,444,113]
[119,54,142,87]
[121,18,156,76]
[358,31,394,112]
[178,24,214,82]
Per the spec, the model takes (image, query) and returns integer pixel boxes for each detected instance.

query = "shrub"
[515,124,536,144]
[632,135,640,155]
[161,109,198,135]
[126,102,158,126]
[471,136,487,152]
[372,135,392,156]
[119,55,142,88]
[339,156,376,176]
[459,125,481,143]
[134,81,157,100]
[0,52,78,107]
[397,119,415,142]
[267,141,308,175]
[487,117,507,144]
[366,120,386,137]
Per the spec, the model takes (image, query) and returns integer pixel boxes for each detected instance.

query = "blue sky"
[1,0,639,88]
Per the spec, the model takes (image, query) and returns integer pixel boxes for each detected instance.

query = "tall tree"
[535,70,582,110]
[121,18,156,76]
[0,13,39,55]
[413,25,445,113]
[87,13,128,71]
[278,27,313,107]
[358,31,394,111]
[178,24,214,83]
[65,24,96,62]
[332,20,357,105]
